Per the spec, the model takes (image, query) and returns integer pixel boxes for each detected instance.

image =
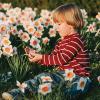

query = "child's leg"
[2,72,58,100]
[63,75,91,96]
[2,71,91,100]
[51,71,91,98]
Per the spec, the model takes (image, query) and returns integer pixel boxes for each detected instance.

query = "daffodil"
[77,77,87,91]
[16,81,27,93]
[63,69,75,81]
[38,83,52,95]
[40,76,53,83]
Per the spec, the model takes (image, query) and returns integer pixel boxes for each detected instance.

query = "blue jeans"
[8,70,91,99]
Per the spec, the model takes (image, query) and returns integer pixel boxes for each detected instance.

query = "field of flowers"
[0,3,100,100]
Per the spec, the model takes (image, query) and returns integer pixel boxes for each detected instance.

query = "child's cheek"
[57,26,61,32]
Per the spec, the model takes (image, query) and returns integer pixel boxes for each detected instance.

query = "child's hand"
[24,47,42,62]
[24,47,35,55]
[28,53,42,62]
[24,47,31,55]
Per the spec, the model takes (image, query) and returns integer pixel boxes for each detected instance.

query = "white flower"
[80,9,88,19]
[38,83,52,95]
[21,32,30,42]
[33,31,42,38]
[42,37,50,44]
[37,25,44,32]
[24,7,36,18]
[49,28,56,37]
[1,37,11,46]
[2,45,13,56]
[7,16,17,24]
[2,3,12,10]
[0,15,7,22]
[30,36,41,51]
[6,8,19,17]
[0,24,7,32]
[77,77,87,91]
[86,22,96,33]
[40,76,53,83]
[33,20,41,27]
[40,10,51,19]
[63,69,75,81]
[16,81,27,93]
[27,26,36,35]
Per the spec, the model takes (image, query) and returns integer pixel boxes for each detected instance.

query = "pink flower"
[49,28,56,37]
[33,31,42,38]
[42,37,49,44]
[86,22,96,33]
[21,32,30,42]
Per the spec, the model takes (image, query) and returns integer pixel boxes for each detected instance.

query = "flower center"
[67,72,74,78]
[32,40,37,45]
[42,86,49,92]
[5,48,10,52]
[80,81,85,88]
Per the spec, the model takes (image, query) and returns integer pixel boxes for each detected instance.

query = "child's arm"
[28,37,83,66]
[28,53,42,62]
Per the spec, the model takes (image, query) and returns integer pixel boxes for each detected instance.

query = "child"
[2,3,91,100]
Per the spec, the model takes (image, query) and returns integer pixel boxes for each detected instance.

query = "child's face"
[55,22,73,38]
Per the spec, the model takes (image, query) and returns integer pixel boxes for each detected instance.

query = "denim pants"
[8,70,91,99]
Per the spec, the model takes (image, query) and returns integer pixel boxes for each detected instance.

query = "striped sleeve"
[40,36,83,66]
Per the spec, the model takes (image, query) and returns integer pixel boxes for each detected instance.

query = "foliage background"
[0,0,100,16]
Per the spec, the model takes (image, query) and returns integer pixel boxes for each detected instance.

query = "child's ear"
[69,25,74,30]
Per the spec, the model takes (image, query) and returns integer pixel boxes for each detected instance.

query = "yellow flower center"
[4,40,10,45]
[34,21,39,26]
[10,18,14,22]
[5,48,10,52]
[1,26,6,31]
[33,32,41,38]
[29,28,34,32]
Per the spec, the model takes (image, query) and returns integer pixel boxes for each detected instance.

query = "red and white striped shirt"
[40,33,90,77]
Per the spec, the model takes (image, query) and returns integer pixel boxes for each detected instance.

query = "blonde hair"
[52,3,84,30]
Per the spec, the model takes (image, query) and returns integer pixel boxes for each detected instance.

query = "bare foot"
[2,92,13,100]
